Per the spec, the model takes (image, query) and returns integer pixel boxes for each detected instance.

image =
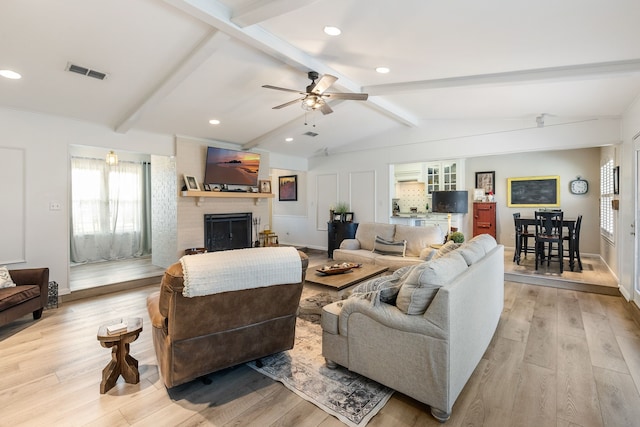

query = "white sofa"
[321,234,504,422]
[332,222,445,271]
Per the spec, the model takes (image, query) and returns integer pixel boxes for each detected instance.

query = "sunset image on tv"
[204,147,260,186]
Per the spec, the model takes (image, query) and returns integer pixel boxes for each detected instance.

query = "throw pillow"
[372,235,406,257]
[432,240,460,259]
[396,251,468,315]
[0,266,16,288]
[351,265,415,305]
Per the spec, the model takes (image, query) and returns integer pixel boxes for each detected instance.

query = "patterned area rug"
[247,318,394,427]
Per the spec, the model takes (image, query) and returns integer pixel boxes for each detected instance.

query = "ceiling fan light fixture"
[301,95,325,111]
[323,26,341,36]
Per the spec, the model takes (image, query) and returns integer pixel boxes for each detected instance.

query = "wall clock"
[570,177,588,194]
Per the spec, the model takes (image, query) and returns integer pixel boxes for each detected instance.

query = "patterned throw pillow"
[0,266,16,288]
[372,235,407,257]
[432,240,460,259]
[351,265,415,304]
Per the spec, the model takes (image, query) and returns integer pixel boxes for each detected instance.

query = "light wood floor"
[4,250,635,425]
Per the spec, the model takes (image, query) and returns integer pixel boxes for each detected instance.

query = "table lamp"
[431,190,469,236]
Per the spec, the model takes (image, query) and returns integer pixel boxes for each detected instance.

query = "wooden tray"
[316,263,361,275]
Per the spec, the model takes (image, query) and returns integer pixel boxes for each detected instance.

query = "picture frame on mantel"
[259,179,271,193]
[184,174,200,191]
[278,175,297,201]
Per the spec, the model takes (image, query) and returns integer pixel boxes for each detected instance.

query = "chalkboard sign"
[508,176,560,207]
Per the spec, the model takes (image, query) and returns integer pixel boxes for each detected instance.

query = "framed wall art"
[278,175,298,201]
[507,175,560,207]
[475,171,495,195]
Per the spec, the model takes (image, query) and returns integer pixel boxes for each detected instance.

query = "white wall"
[620,96,640,301]
[466,148,601,254]
[0,107,174,295]
[298,119,619,252]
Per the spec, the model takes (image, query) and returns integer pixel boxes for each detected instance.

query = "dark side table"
[97,317,143,394]
[327,221,359,258]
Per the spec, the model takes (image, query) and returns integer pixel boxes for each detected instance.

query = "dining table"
[514,217,579,272]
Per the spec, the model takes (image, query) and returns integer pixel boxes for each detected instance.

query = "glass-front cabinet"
[426,161,457,194]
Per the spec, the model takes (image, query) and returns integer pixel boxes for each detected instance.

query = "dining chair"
[512,213,534,264]
[563,214,583,271]
[534,210,564,273]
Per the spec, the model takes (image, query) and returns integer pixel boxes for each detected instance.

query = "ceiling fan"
[262,71,368,115]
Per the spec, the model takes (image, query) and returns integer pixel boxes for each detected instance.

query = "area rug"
[247,318,394,427]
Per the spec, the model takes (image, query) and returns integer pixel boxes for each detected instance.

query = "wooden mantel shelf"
[181,190,274,206]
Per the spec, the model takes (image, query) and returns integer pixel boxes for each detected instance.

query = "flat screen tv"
[204,146,261,187]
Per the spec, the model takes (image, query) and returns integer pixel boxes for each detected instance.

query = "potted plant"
[448,231,465,244]
[334,202,351,222]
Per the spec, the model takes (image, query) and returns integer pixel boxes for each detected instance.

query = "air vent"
[303,131,319,137]
[66,62,108,80]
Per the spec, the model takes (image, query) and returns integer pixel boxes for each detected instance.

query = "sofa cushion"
[396,251,468,315]
[0,266,16,288]
[355,223,395,251]
[433,240,460,259]
[467,234,497,252]
[457,241,485,266]
[0,285,40,312]
[395,224,444,257]
[372,235,406,256]
[419,247,437,261]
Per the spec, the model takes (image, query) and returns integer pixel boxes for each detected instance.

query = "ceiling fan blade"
[323,92,369,101]
[272,98,303,109]
[310,74,338,94]
[262,85,305,94]
[319,103,333,115]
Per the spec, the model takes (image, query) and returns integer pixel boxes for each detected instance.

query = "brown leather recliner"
[147,250,308,388]
[0,268,49,328]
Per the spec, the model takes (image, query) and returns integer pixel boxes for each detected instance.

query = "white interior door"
[634,135,640,302]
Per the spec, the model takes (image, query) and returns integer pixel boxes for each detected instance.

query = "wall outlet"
[49,201,62,211]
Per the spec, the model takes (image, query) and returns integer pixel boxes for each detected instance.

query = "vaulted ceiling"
[2,0,640,158]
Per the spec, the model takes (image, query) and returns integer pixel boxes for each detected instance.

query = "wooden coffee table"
[306,263,389,291]
[97,317,143,394]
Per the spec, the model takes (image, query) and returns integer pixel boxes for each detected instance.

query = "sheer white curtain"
[70,157,150,263]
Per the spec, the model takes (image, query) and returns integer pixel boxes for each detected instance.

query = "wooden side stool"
[97,317,143,394]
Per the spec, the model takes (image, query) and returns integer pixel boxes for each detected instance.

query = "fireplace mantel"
[181,190,274,206]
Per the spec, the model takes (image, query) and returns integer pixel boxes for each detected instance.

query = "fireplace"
[204,213,252,252]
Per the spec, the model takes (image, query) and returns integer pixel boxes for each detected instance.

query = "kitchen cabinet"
[425,161,458,194]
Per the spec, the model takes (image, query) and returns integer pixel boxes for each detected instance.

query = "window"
[600,159,614,241]
[70,157,149,262]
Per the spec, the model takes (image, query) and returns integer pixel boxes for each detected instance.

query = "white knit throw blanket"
[180,246,301,297]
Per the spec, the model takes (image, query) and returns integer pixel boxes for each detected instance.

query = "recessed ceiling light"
[375,67,390,74]
[324,26,341,36]
[208,119,220,125]
[285,137,294,142]
[0,69,22,79]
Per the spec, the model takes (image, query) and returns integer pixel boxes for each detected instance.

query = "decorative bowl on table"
[316,262,361,275]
